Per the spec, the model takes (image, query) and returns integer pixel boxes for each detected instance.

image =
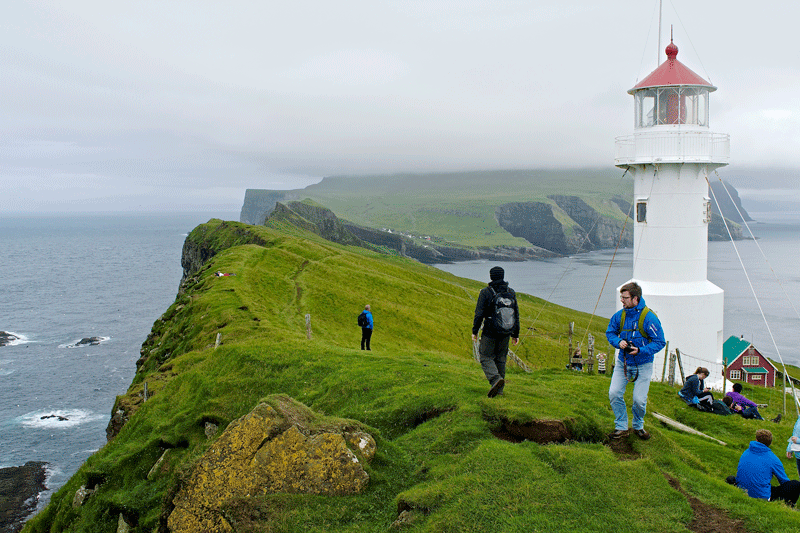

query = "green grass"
[23,220,800,533]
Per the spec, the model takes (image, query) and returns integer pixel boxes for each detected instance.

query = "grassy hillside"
[24,220,800,533]
[276,168,632,247]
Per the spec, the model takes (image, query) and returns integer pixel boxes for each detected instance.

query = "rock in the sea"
[75,337,102,346]
[167,395,374,533]
[0,331,20,347]
[0,461,48,533]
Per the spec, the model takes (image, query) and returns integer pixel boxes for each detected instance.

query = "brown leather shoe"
[634,429,651,440]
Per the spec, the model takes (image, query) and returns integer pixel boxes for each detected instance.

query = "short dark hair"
[722,396,732,407]
[620,281,642,300]
[756,429,773,446]
[732,383,742,393]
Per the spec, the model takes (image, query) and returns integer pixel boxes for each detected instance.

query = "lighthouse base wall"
[616,279,724,387]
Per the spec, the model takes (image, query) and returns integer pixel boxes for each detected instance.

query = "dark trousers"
[740,406,764,420]
[361,328,372,350]
[479,335,509,387]
[771,480,800,506]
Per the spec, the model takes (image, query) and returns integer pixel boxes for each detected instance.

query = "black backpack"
[357,311,368,327]
[489,287,517,335]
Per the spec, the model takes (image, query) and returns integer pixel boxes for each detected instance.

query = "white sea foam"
[18,409,108,429]
[59,336,111,349]
[2,331,30,346]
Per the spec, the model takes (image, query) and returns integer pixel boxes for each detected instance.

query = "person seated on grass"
[787,416,800,478]
[723,396,757,418]
[678,367,714,410]
[725,383,764,420]
[735,429,800,507]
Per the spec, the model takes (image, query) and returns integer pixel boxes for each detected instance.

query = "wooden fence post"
[675,348,686,386]
[568,322,574,368]
[668,351,676,387]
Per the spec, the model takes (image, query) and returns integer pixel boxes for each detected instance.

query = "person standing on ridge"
[472,266,520,398]
[358,304,373,350]
[606,281,666,440]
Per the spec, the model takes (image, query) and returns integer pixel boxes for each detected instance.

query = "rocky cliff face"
[0,462,48,533]
[548,195,633,251]
[180,221,272,285]
[239,189,305,225]
[265,200,557,263]
[710,180,753,223]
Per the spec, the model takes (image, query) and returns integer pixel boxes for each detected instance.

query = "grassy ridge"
[24,220,800,532]
[291,168,632,247]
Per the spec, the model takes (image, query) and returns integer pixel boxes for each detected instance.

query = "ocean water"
[0,212,237,510]
[435,210,800,369]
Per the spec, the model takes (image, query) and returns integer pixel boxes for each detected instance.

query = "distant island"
[240,169,751,263]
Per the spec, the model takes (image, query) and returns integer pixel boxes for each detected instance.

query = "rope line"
[710,173,800,414]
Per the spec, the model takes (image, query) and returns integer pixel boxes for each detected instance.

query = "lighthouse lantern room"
[614,40,730,380]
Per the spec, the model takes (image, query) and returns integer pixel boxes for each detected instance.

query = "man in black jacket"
[472,266,520,397]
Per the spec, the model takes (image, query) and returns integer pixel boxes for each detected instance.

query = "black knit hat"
[489,266,504,281]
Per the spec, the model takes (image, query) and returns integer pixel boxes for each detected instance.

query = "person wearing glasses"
[606,281,666,440]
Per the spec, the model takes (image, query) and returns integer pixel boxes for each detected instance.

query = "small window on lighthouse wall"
[636,202,647,223]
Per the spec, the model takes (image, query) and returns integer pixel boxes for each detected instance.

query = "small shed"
[722,336,777,388]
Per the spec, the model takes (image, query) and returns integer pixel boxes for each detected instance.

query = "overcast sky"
[3,1,799,213]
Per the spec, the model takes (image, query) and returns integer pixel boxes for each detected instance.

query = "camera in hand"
[622,345,635,354]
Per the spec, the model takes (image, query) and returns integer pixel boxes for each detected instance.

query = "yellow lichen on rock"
[253,426,369,494]
[167,397,373,533]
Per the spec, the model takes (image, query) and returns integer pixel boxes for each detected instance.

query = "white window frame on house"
[729,369,741,380]
[751,374,763,381]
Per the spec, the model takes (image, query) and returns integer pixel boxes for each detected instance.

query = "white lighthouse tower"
[614,40,730,379]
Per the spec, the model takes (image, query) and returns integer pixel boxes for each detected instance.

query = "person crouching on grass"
[735,429,800,507]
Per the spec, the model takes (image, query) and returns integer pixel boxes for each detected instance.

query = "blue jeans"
[609,359,653,431]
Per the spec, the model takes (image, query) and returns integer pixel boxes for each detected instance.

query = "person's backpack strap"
[618,306,651,341]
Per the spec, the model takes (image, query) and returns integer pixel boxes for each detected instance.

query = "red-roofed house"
[722,336,777,387]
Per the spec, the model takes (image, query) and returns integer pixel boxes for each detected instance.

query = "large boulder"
[167,396,375,533]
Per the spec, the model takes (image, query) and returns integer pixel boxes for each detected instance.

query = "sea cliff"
[22,218,799,533]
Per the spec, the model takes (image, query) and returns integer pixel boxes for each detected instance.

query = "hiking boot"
[634,429,651,440]
[608,429,629,439]
[772,413,782,423]
[487,378,505,398]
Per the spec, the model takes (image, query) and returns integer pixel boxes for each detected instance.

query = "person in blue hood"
[606,281,666,440]
[736,429,800,506]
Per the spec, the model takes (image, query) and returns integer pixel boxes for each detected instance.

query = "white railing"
[615,130,730,165]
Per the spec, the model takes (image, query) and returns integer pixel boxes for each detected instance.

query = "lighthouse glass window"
[635,88,708,127]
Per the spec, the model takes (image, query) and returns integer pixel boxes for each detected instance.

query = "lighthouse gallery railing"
[614,130,730,165]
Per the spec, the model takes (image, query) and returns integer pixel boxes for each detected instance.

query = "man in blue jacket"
[360,304,374,350]
[606,281,666,440]
[737,429,800,506]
